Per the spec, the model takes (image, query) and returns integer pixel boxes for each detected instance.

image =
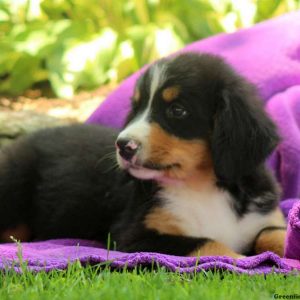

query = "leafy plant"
[0,0,299,98]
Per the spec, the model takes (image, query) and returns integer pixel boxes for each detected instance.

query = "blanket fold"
[285,200,300,260]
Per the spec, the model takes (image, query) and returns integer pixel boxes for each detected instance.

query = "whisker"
[102,162,121,174]
[95,151,117,168]
[102,145,116,150]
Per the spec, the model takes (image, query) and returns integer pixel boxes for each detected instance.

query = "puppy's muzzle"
[115,138,140,162]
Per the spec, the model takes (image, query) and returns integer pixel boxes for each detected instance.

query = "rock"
[0,111,73,148]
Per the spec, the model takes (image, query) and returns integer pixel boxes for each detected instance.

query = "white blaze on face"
[117,63,167,159]
[116,63,167,179]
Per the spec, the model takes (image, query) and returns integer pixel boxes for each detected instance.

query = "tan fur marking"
[148,124,215,188]
[0,224,31,243]
[144,207,184,236]
[269,208,286,227]
[255,228,286,257]
[162,86,180,102]
[189,241,244,259]
[133,89,140,102]
[254,208,286,256]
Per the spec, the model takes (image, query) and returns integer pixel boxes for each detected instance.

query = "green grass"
[0,262,300,300]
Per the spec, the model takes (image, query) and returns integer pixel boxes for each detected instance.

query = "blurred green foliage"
[0,0,299,98]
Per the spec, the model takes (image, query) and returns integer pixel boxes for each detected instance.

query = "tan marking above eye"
[162,86,180,102]
[133,88,141,102]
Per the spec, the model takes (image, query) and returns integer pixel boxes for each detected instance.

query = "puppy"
[0,53,286,258]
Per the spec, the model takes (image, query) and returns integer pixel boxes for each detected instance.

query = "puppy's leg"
[119,232,244,259]
[254,226,286,257]
[254,208,287,257]
[0,224,31,243]
[0,138,36,242]
[189,240,245,259]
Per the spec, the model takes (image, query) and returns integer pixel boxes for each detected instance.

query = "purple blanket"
[2,12,300,274]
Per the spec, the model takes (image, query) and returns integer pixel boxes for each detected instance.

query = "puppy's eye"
[166,103,188,119]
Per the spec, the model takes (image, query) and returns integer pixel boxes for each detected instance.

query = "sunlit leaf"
[110,40,139,82]
[0,9,10,21]
[26,0,43,21]
[8,54,40,94]
[0,42,19,74]
[48,28,118,98]
[255,0,281,22]
[13,27,54,56]
[153,26,184,58]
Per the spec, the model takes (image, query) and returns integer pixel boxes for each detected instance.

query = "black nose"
[116,138,139,161]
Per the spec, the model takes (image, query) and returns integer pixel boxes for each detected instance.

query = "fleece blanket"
[1,12,300,274]
[0,202,300,274]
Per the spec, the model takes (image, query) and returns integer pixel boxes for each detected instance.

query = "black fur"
[0,125,129,240]
[212,87,279,183]
[0,53,282,256]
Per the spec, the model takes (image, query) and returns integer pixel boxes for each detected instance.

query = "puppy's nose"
[116,138,140,161]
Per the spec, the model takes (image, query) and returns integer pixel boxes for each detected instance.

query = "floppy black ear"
[211,85,279,183]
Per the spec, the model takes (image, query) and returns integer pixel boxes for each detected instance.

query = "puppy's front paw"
[188,241,244,259]
[255,228,286,257]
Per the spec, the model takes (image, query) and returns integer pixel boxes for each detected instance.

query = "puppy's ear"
[211,84,279,182]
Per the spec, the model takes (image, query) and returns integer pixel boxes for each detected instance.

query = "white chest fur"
[159,185,281,253]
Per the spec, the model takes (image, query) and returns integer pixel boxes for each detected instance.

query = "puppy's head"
[116,53,279,184]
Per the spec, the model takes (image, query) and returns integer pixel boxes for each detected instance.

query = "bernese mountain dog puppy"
[0,53,286,258]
